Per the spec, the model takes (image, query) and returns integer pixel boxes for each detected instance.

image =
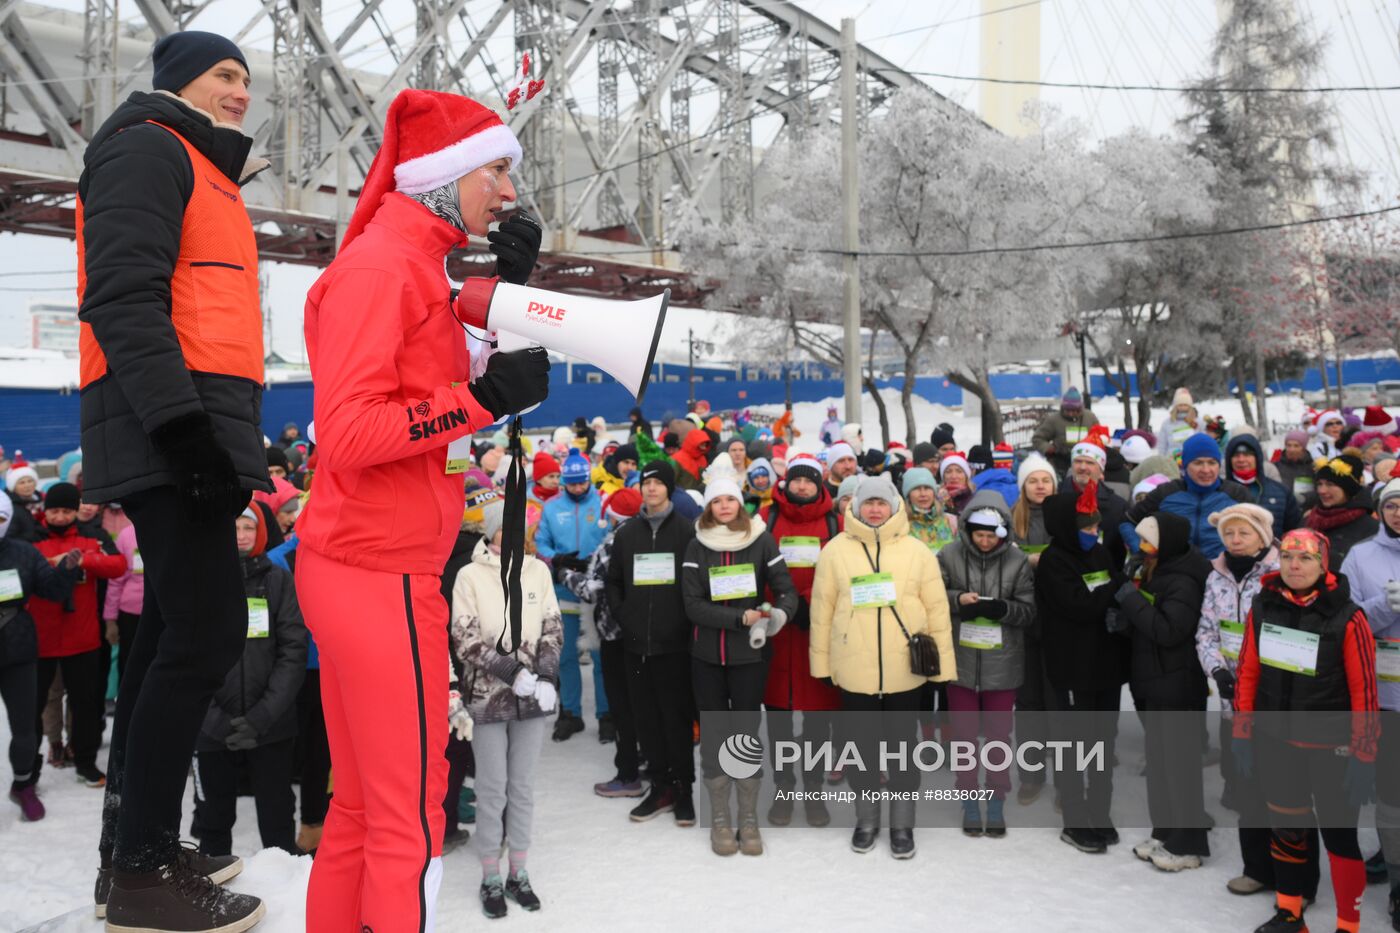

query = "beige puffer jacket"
[809,500,955,695]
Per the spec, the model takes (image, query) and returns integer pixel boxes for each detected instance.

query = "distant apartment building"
[29,302,79,355]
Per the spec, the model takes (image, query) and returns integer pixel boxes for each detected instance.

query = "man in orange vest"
[78,31,271,933]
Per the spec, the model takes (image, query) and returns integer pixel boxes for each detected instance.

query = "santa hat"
[1310,409,1343,435]
[1362,406,1396,435]
[938,451,970,481]
[5,465,38,492]
[341,89,523,250]
[1075,479,1101,529]
[602,487,642,525]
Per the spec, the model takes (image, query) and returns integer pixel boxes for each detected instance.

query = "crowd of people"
[3,385,1398,932]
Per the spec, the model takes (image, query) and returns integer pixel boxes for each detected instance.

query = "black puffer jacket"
[77,91,271,502]
[198,555,307,750]
[1117,512,1211,708]
[606,504,696,657]
[681,525,797,667]
[1034,490,1129,692]
[0,536,81,667]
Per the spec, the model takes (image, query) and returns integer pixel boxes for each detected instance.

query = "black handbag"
[859,542,940,678]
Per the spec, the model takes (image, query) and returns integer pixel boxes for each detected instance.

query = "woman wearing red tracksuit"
[295,89,549,933]
[761,454,842,826]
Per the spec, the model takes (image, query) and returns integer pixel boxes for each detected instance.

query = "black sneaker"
[96,845,242,919]
[889,828,916,859]
[1367,850,1388,884]
[628,783,676,822]
[597,714,616,744]
[505,872,541,911]
[480,876,507,919]
[75,764,106,788]
[1095,825,1120,846]
[1389,889,1399,932]
[105,859,264,933]
[1060,828,1107,854]
[1251,907,1306,932]
[552,711,585,742]
[672,783,696,827]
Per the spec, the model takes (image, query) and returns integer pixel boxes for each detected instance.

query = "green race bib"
[1017,544,1047,555]
[779,536,821,568]
[633,553,675,586]
[1219,620,1244,661]
[1377,639,1400,684]
[1259,623,1319,677]
[959,618,1003,650]
[851,572,897,609]
[247,598,270,639]
[0,569,22,603]
[132,549,145,575]
[709,564,758,601]
[1082,570,1111,592]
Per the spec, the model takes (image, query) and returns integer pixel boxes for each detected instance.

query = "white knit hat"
[703,478,744,508]
[825,442,857,467]
[1016,454,1056,490]
[1119,435,1153,465]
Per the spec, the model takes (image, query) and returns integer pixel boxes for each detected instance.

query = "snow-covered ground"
[3,688,1393,932]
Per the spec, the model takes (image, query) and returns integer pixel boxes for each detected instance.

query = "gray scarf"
[408,181,466,233]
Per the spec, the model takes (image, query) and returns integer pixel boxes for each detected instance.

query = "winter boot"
[704,776,738,856]
[1134,838,1165,862]
[851,799,880,854]
[961,800,983,837]
[96,845,241,920]
[104,860,264,933]
[1060,827,1107,854]
[1251,906,1307,932]
[628,782,675,822]
[803,796,831,827]
[767,787,794,826]
[296,823,323,854]
[8,781,44,821]
[736,777,763,856]
[597,714,616,745]
[985,797,1006,838]
[551,711,585,742]
[480,875,507,919]
[889,799,916,860]
[1017,781,1044,805]
[1368,851,1389,884]
[1150,848,1202,872]
[1227,875,1269,896]
[594,776,645,798]
[673,781,697,827]
[505,871,541,911]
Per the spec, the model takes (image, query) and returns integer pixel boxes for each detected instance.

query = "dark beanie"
[930,427,956,449]
[615,443,639,463]
[152,31,249,94]
[912,442,938,464]
[639,461,676,497]
[266,447,289,472]
[46,482,81,511]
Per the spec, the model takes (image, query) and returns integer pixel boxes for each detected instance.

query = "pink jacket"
[102,524,145,621]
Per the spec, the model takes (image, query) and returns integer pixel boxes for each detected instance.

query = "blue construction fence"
[5,356,1395,461]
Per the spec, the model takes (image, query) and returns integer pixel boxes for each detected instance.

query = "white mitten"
[513,668,539,697]
[1387,580,1400,613]
[748,618,769,649]
[534,680,558,713]
[766,607,789,639]
[448,689,474,741]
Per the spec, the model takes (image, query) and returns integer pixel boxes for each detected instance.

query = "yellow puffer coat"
[592,462,625,496]
[809,500,955,695]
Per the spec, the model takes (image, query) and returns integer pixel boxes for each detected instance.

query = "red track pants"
[296,547,448,932]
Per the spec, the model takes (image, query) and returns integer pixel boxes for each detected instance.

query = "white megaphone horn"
[456,279,669,404]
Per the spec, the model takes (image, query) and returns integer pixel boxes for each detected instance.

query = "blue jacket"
[1223,435,1301,541]
[535,487,608,606]
[1339,527,1400,711]
[972,468,1019,509]
[1122,476,1248,560]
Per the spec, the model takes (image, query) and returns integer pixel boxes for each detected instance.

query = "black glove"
[468,347,551,418]
[1104,608,1129,634]
[550,557,577,585]
[488,212,542,286]
[1114,581,1139,606]
[976,598,1009,621]
[225,716,258,752]
[1213,668,1236,701]
[149,412,249,524]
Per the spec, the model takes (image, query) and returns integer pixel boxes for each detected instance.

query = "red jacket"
[762,486,842,711]
[31,522,126,657]
[297,193,498,574]
[672,431,711,484]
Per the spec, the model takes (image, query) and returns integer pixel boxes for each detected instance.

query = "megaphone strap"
[496,416,527,655]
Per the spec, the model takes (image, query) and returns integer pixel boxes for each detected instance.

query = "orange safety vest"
[77,120,263,389]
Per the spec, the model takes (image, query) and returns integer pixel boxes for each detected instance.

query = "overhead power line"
[875,68,1400,94]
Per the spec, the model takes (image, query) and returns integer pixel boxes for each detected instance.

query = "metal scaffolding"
[0,0,962,297]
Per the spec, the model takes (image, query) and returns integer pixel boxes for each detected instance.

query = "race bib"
[132,549,144,575]
[1292,476,1314,498]
[1259,623,1320,677]
[0,569,23,602]
[246,598,270,639]
[633,553,675,586]
[559,600,581,616]
[959,619,1003,650]
[1018,544,1047,555]
[1082,570,1111,592]
[1065,425,1088,443]
[779,536,821,568]
[709,564,758,601]
[851,572,897,609]
[1377,639,1400,684]
[444,435,474,475]
[1219,620,1244,661]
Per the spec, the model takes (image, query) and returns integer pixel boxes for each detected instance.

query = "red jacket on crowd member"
[31,520,127,657]
[761,483,843,712]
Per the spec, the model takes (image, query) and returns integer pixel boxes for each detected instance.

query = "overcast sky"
[1,0,1396,361]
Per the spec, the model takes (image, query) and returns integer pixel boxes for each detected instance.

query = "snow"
[3,687,1394,932]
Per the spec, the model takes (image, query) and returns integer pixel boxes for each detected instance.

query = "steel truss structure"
[0,0,955,298]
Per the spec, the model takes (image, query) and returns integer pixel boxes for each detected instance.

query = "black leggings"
[0,656,37,785]
[1258,737,1361,900]
[691,657,768,780]
[35,650,103,771]
[296,669,331,826]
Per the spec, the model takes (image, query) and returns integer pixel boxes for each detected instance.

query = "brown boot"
[736,777,763,856]
[105,858,264,933]
[703,776,738,856]
[296,822,323,854]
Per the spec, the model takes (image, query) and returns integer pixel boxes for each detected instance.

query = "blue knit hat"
[901,467,937,497]
[1061,386,1083,412]
[561,450,591,485]
[1180,433,1222,468]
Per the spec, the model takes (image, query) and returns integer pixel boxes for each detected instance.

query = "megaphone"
[456,279,669,404]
